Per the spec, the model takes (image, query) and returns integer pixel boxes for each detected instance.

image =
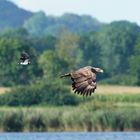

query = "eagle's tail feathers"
[60,73,71,78]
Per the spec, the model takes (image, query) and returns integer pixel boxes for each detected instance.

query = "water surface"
[0,132,140,140]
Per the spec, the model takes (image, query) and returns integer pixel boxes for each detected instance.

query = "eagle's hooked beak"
[100,69,104,73]
[93,67,104,73]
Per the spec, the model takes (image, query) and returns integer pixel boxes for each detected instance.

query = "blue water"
[0,132,140,140]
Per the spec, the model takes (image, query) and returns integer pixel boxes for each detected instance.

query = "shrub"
[100,74,137,86]
[26,112,46,131]
[2,111,24,132]
[0,80,80,106]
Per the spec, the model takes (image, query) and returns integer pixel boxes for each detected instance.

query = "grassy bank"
[0,85,140,131]
[0,103,140,131]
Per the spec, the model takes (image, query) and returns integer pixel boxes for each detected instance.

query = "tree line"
[0,21,140,86]
[0,20,140,105]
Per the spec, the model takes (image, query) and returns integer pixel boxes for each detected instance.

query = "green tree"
[55,30,82,70]
[0,28,29,38]
[58,13,103,33]
[31,35,57,52]
[98,21,140,76]
[38,50,69,78]
[79,32,102,67]
[38,31,83,87]
[129,38,140,85]
[0,36,41,86]
[23,11,48,35]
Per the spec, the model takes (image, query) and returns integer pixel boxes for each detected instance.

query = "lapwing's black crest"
[19,52,31,65]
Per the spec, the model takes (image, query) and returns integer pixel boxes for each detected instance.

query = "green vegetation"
[0,98,140,132]
[0,81,80,106]
[1,0,140,132]
[23,13,103,36]
[0,1,102,35]
[1,1,140,87]
[0,86,139,131]
[0,21,140,86]
[0,33,42,86]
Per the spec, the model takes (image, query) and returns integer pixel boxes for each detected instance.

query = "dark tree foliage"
[0,16,140,106]
[0,28,29,38]
[98,21,140,77]
[129,38,140,85]
[79,32,102,67]
[31,35,57,52]
[0,29,42,86]
[38,50,69,78]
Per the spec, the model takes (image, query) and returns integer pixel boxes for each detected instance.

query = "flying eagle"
[60,66,103,96]
[19,52,31,65]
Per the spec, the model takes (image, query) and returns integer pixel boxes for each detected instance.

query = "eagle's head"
[91,67,104,73]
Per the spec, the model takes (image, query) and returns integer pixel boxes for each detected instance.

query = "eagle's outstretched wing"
[60,66,103,96]
[71,67,96,96]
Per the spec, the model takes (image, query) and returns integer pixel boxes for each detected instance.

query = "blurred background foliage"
[0,0,140,107]
[0,0,140,131]
[1,21,140,87]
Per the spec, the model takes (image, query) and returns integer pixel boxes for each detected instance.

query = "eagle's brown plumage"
[60,66,103,96]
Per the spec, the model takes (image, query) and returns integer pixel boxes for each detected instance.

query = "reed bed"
[0,104,140,132]
[0,85,140,131]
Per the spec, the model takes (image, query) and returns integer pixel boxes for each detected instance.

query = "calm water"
[0,132,140,140]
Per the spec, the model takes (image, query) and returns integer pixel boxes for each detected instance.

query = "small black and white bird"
[19,52,31,65]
